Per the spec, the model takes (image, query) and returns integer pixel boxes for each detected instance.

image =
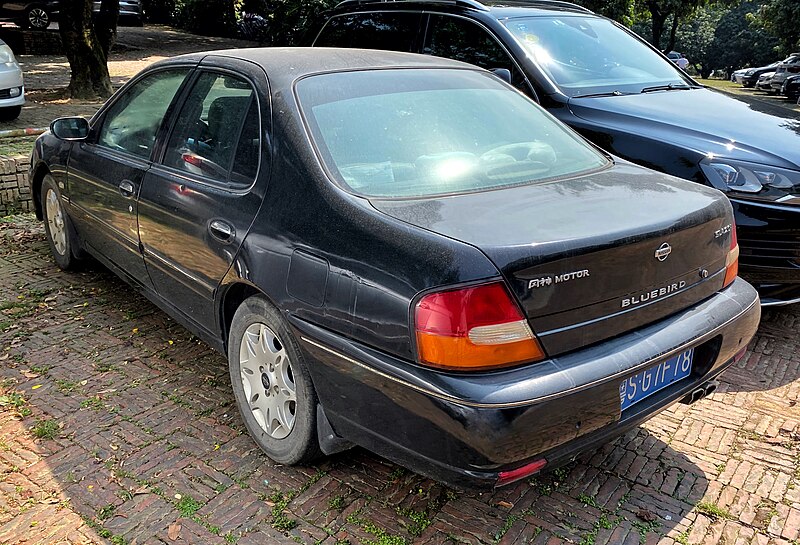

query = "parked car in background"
[29,48,760,489]
[782,74,800,101]
[312,0,800,305]
[755,71,776,92]
[0,0,58,29]
[92,0,143,26]
[0,38,24,120]
[771,53,800,93]
[667,51,681,63]
[739,61,783,87]
[731,68,748,84]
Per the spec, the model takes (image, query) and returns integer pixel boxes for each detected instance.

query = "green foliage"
[703,1,781,73]
[757,0,800,53]
[176,495,203,517]
[31,419,59,439]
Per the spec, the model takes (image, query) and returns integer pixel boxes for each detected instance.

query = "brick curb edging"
[0,154,33,216]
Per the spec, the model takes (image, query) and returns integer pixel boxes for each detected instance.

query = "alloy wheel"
[239,323,297,439]
[45,188,67,256]
[28,8,49,29]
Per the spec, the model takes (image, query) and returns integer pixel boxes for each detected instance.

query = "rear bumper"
[293,278,760,489]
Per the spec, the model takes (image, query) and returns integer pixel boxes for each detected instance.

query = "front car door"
[421,13,534,97]
[67,68,191,287]
[137,57,268,335]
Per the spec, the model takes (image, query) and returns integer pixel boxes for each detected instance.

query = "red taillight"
[497,458,548,487]
[414,282,546,370]
[723,221,739,288]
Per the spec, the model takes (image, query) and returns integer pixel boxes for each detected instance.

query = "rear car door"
[67,68,191,288]
[137,58,268,334]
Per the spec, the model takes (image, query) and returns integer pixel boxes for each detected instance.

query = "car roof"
[330,0,594,17]
[159,47,485,88]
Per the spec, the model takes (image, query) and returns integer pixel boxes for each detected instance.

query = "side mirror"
[50,117,90,140]
[491,68,512,84]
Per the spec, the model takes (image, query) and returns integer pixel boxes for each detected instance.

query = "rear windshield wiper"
[640,83,694,93]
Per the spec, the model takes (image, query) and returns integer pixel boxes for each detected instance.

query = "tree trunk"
[646,0,669,50]
[96,0,120,59]
[58,0,115,99]
[664,12,679,54]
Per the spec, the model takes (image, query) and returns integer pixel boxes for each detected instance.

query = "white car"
[731,68,748,84]
[0,40,24,121]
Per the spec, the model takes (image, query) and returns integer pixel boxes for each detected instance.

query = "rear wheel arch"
[219,281,275,351]
[30,163,51,220]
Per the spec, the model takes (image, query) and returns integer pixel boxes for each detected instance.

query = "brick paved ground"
[0,216,799,545]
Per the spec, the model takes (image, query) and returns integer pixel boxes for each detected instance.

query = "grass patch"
[176,495,203,517]
[0,136,38,157]
[696,501,732,520]
[328,495,345,510]
[31,418,59,439]
[269,490,298,532]
[80,396,104,411]
[55,379,79,394]
[0,391,32,416]
[97,504,116,521]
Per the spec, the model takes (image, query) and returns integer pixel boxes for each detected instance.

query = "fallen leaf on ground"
[167,523,181,540]
[496,500,514,509]
[637,508,658,522]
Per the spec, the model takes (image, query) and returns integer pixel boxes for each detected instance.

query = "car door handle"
[119,180,135,198]
[209,220,235,242]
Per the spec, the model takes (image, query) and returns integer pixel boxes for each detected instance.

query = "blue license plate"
[619,348,694,411]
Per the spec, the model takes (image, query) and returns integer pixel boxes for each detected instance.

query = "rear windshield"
[295,69,608,198]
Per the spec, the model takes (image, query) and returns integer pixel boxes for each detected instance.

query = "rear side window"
[297,69,608,198]
[163,71,260,186]
[315,12,422,51]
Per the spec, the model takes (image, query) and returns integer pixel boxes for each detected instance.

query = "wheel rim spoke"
[239,322,296,439]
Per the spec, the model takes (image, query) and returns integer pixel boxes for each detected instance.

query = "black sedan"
[29,48,760,489]
[782,74,800,101]
[739,61,782,87]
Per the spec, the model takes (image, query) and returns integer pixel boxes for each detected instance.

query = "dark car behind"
[0,1,59,29]
[770,52,800,92]
[28,48,760,489]
[740,60,782,87]
[781,74,800,101]
[311,0,800,306]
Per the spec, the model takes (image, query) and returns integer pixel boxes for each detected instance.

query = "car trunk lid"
[370,162,734,357]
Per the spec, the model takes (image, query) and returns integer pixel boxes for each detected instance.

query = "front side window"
[98,69,188,159]
[297,69,608,198]
[423,15,528,93]
[504,16,691,96]
[163,71,259,186]
[315,12,422,52]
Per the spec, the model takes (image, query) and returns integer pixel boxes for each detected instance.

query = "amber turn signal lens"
[415,282,546,370]
[723,220,739,288]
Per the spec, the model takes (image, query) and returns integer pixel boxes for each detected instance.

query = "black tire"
[0,106,21,121]
[25,6,50,30]
[228,295,322,465]
[41,175,82,270]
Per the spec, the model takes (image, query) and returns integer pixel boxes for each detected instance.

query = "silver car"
[0,40,24,121]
